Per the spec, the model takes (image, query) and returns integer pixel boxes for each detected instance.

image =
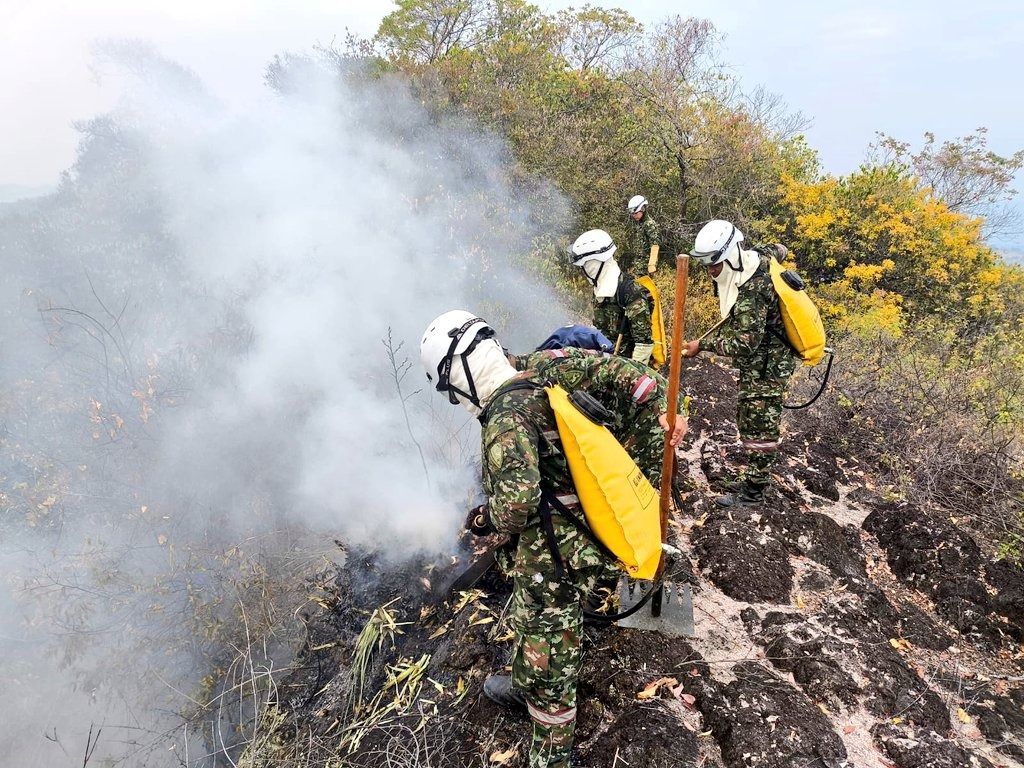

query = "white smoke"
[0,42,572,765]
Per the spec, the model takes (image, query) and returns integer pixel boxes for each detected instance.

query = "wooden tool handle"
[656,255,688,580]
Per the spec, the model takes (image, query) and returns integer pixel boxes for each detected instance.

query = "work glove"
[772,243,789,260]
[466,504,495,536]
[631,342,654,366]
[647,244,660,274]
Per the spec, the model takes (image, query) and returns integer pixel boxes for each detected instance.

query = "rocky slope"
[243,357,1024,768]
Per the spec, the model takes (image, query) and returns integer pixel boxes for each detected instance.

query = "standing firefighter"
[420,310,685,768]
[684,220,798,506]
[570,229,655,366]
[626,194,661,276]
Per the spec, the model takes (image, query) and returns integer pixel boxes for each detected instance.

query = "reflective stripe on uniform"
[631,375,656,404]
[528,703,577,727]
[741,438,779,452]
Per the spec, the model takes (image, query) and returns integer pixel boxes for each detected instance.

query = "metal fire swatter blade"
[615,577,694,637]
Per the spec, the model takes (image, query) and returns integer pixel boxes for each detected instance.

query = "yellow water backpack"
[635,275,667,368]
[767,256,827,367]
[544,384,662,580]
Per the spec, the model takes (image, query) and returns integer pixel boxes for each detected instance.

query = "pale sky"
[2,0,1023,229]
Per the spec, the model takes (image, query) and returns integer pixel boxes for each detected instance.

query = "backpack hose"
[784,347,834,410]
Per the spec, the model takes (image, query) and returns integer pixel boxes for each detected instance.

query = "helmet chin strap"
[722,245,743,272]
[435,320,495,408]
[584,260,606,287]
[447,354,481,408]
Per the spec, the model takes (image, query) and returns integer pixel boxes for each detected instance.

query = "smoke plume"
[0,42,571,765]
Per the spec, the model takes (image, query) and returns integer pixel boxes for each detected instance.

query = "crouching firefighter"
[420,310,686,768]
[684,220,799,506]
[570,229,658,367]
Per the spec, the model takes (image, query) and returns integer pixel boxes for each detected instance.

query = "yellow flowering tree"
[767,166,1003,324]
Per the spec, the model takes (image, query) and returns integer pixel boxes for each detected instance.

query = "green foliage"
[365,2,1024,555]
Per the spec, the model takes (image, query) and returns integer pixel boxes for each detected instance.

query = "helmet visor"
[690,224,736,265]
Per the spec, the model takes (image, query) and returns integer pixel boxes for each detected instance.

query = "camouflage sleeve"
[508,353,528,372]
[574,354,670,417]
[592,299,619,342]
[699,277,770,357]
[510,350,557,372]
[645,217,661,248]
[482,412,541,535]
[624,295,653,344]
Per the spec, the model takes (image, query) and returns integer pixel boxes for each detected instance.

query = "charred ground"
[239,357,1024,768]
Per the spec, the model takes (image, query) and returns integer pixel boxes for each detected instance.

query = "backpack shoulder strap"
[478,378,544,422]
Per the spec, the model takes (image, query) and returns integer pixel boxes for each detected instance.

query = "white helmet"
[627,195,648,214]
[570,229,616,266]
[420,310,496,409]
[570,229,618,289]
[690,219,745,267]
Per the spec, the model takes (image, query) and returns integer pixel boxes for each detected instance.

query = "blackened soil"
[864,502,1024,646]
[576,629,700,767]
[692,507,793,603]
[966,684,1024,760]
[872,723,996,768]
[701,661,847,768]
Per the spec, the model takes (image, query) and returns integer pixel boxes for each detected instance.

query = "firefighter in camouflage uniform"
[420,311,686,768]
[570,229,655,366]
[626,194,662,276]
[684,220,798,506]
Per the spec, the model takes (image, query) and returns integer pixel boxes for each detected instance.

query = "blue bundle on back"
[536,325,613,353]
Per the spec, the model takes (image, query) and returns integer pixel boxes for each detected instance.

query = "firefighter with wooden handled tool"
[420,310,686,768]
[685,219,828,507]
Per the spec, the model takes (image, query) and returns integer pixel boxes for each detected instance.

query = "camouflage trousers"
[512,626,581,768]
[735,351,795,493]
[507,527,616,768]
[593,294,653,359]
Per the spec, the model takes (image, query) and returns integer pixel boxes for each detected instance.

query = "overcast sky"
[2,0,1023,228]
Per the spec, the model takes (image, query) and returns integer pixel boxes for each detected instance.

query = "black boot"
[483,675,528,710]
[715,475,743,492]
[714,486,764,508]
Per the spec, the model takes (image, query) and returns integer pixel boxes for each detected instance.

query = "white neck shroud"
[447,338,518,417]
[714,246,761,318]
[584,258,621,299]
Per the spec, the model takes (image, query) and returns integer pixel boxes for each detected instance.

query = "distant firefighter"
[626,194,661,276]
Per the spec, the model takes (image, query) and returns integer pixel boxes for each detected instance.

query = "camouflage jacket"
[699,252,798,391]
[479,376,611,630]
[509,348,671,430]
[506,348,683,505]
[626,213,661,275]
[592,276,653,350]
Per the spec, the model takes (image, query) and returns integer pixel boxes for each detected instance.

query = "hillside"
[238,356,1024,768]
